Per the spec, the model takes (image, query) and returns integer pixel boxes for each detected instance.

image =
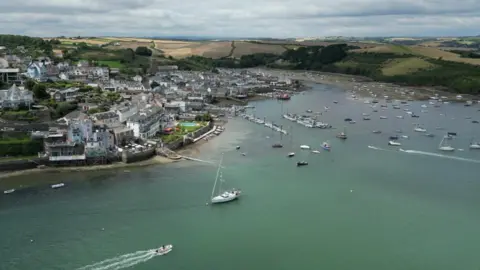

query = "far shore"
[258,68,478,102]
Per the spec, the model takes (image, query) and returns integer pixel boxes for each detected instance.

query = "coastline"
[0,121,226,188]
[258,68,478,102]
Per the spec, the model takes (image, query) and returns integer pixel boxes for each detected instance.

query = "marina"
[2,83,480,270]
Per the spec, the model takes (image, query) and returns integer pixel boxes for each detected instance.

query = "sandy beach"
[259,68,477,102]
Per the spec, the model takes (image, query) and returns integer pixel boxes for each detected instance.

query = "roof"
[0,68,20,73]
[63,110,88,120]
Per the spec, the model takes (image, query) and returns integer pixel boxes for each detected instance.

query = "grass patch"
[96,60,125,68]
[0,155,38,161]
[382,57,435,76]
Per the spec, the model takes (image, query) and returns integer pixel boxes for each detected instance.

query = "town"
[0,46,302,171]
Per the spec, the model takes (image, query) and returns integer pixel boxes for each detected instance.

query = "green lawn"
[96,60,125,68]
[0,155,38,161]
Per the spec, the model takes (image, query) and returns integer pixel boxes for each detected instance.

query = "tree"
[150,81,160,89]
[122,49,135,63]
[25,79,36,90]
[32,84,49,99]
[135,46,153,56]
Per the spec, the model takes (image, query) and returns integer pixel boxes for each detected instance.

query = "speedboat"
[155,244,173,255]
[51,183,65,189]
[287,152,295,157]
[388,140,402,146]
[211,190,241,204]
[297,161,308,166]
[272,143,283,148]
[321,142,331,151]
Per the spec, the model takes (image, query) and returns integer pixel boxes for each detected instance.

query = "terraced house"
[126,106,165,139]
[0,84,33,109]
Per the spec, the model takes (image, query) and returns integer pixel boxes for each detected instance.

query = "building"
[0,84,34,109]
[0,68,20,84]
[67,117,93,143]
[116,105,138,122]
[85,125,114,157]
[26,62,47,81]
[126,106,164,139]
[112,126,134,145]
[91,111,120,125]
[52,87,81,102]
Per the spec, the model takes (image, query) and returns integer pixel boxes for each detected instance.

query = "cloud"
[0,0,479,37]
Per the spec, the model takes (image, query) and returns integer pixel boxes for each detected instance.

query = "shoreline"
[0,121,227,189]
[259,68,478,102]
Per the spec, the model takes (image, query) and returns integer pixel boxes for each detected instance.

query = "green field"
[381,57,435,76]
[96,60,125,68]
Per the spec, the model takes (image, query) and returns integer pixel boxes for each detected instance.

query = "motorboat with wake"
[155,245,173,255]
[210,154,241,204]
[388,140,402,146]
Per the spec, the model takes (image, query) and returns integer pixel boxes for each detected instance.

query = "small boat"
[311,150,321,154]
[344,118,353,122]
[287,152,295,157]
[321,141,331,151]
[306,109,313,113]
[272,143,283,148]
[470,142,480,149]
[363,116,371,120]
[349,120,356,124]
[236,146,240,150]
[333,100,338,104]
[388,140,402,146]
[389,135,399,140]
[472,120,479,124]
[241,153,246,156]
[401,135,409,139]
[414,126,427,133]
[396,115,404,119]
[155,244,173,255]
[379,116,388,119]
[297,161,308,166]
[336,127,347,140]
[425,133,435,137]
[438,134,455,152]
[372,130,382,134]
[51,183,65,189]
[300,145,310,150]
[3,189,15,194]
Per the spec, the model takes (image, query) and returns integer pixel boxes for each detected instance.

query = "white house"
[0,84,34,109]
[116,104,138,122]
[126,106,164,139]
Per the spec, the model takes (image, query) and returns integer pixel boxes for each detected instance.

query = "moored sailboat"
[438,134,455,152]
[210,154,241,204]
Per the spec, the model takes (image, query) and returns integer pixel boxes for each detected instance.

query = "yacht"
[438,134,455,152]
[210,154,241,204]
[414,126,427,133]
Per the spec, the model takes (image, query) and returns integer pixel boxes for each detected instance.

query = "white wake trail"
[76,249,157,270]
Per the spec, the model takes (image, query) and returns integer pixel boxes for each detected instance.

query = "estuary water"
[1,83,480,270]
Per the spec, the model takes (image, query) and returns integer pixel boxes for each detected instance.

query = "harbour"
[1,83,480,270]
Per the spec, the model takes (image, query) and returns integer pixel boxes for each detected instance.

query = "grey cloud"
[0,0,479,37]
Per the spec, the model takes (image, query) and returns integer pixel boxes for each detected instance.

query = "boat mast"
[211,153,224,199]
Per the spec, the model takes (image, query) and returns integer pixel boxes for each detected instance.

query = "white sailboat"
[438,134,455,152]
[287,126,295,157]
[469,138,480,149]
[414,124,427,133]
[210,154,241,204]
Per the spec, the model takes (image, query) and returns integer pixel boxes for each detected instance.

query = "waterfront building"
[126,106,164,139]
[67,117,93,143]
[0,68,20,84]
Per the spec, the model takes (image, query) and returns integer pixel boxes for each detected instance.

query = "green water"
[1,84,480,270]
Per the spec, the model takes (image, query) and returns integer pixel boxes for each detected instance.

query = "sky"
[0,0,479,38]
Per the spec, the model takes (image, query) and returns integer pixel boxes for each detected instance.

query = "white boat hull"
[439,147,455,151]
[211,191,241,204]
[300,145,310,150]
[388,141,401,146]
[470,144,480,149]
[155,244,173,255]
